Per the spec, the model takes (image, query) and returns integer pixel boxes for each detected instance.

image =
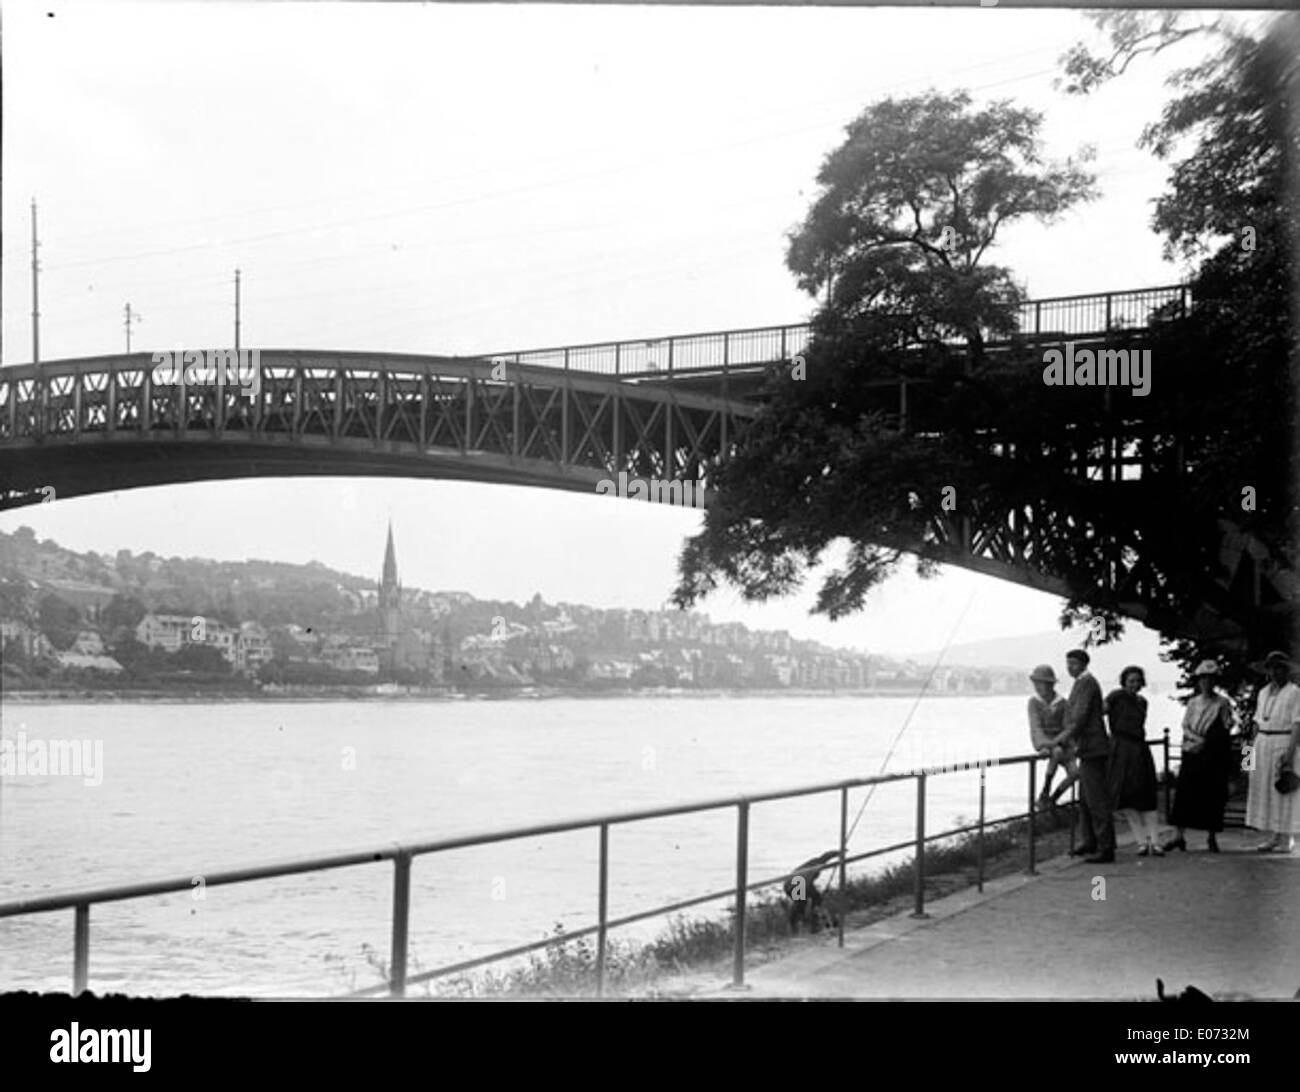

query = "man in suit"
[1057,648,1116,863]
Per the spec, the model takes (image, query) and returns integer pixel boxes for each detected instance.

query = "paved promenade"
[696,827,1300,1000]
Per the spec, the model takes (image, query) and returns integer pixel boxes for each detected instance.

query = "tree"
[1055,12,1299,676]
[674,91,1097,618]
[102,593,147,638]
[171,643,231,675]
[37,593,82,652]
[673,29,1297,677]
[788,91,1095,356]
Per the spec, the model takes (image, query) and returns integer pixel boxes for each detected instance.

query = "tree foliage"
[676,91,1098,618]
[786,92,1095,351]
[674,37,1298,673]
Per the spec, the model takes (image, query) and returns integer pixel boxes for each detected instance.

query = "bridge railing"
[0,730,1175,998]
[488,285,1189,379]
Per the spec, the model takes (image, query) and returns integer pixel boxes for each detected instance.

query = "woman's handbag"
[1275,756,1300,796]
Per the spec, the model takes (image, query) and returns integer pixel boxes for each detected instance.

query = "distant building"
[374,521,436,679]
[322,644,380,675]
[135,613,191,653]
[71,630,106,656]
[0,620,54,660]
[237,623,273,675]
[54,650,123,673]
[136,613,238,665]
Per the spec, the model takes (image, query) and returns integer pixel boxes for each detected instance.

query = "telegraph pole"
[31,199,41,365]
[124,303,142,353]
[234,268,241,352]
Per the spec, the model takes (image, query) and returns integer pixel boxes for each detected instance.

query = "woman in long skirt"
[1245,650,1300,854]
[1163,660,1234,853]
[1106,666,1161,855]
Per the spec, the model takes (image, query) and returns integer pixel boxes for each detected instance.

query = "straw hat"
[1193,660,1221,677]
[1028,664,1057,684]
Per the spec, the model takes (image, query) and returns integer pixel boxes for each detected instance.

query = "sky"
[0,3,1260,659]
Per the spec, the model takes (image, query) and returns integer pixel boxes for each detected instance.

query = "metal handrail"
[486,284,1190,375]
[0,729,1175,998]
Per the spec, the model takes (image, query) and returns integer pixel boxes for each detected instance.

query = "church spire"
[381,519,399,591]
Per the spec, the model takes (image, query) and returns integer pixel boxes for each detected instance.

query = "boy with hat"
[1027,664,1077,808]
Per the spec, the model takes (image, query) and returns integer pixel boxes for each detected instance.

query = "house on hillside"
[0,620,54,660]
[237,623,273,675]
[71,630,106,656]
[135,613,192,653]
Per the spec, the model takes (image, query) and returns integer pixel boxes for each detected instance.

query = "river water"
[0,693,1184,996]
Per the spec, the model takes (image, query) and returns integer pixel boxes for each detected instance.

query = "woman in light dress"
[1245,651,1300,854]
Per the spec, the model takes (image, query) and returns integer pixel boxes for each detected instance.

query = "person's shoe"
[1070,844,1099,857]
[1206,834,1220,853]
[1084,851,1116,864]
[1254,840,1280,853]
[1136,844,1151,857]
[1149,843,1165,857]
[1160,836,1186,853]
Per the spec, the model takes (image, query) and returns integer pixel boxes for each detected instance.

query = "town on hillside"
[0,523,1025,696]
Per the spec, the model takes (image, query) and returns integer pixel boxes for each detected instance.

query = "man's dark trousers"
[1076,756,1116,853]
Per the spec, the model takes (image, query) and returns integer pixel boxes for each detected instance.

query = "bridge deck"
[487,284,1188,378]
[670,826,1300,1000]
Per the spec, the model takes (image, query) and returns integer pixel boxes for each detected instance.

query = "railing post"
[463,373,473,455]
[1034,301,1042,337]
[976,767,986,893]
[838,786,848,949]
[730,801,749,988]
[596,822,609,997]
[1163,727,1171,821]
[561,349,570,468]
[73,903,90,996]
[780,326,788,362]
[1026,759,1038,875]
[911,774,928,919]
[389,852,411,998]
[614,343,621,378]
[1069,779,1077,855]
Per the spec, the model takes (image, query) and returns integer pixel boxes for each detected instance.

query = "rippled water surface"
[0,693,1184,995]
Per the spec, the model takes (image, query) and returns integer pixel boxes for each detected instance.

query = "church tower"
[377,520,401,652]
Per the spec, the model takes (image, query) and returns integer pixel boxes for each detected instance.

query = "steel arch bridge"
[0,283,1292,650]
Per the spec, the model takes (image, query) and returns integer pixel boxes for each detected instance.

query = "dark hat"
[1065,649,1090,665]
[1192,660,1221,677]
[1263,650,1295,670]
[1029,664,1057,684]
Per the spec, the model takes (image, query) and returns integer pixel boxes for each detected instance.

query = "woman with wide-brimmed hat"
[1027,663,1077,808]
[1106,665,1161,855]
[1163,660,1235,853]
[1245,651,1300,854]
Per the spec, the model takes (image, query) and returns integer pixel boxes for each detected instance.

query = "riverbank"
[384,807,1077,998]
[0,684,1004,704]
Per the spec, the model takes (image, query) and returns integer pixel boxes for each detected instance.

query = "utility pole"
[123,303,142,353]
[31,199,41,365]
[234,268,241,352]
